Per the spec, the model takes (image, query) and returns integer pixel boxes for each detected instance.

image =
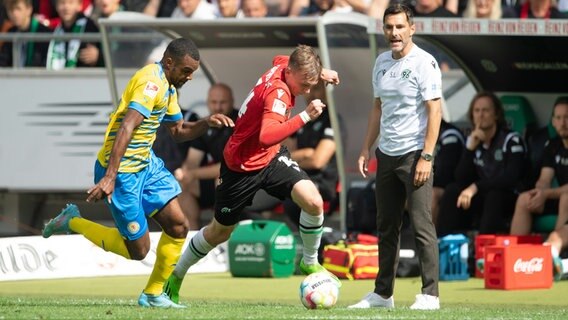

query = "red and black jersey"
[224,55,307,172]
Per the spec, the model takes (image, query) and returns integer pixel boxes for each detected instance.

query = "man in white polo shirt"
[350,3,442,311]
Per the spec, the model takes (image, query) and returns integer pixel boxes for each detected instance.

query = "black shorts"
[198,179,216,208]
[214,147,309,226]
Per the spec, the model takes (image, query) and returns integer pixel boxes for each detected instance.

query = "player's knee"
[301,192,324,214]
[169,219,190,239]
[129,247,150,261]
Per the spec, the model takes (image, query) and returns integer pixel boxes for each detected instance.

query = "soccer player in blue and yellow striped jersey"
[42,38,234,308]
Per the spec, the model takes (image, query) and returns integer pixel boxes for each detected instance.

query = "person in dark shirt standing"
[437,92,527,236]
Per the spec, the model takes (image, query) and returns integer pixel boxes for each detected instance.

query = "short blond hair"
[288,45,322,83]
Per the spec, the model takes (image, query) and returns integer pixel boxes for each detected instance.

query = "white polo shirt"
[372,44,442,156]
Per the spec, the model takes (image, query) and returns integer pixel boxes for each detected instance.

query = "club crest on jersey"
[143,81,159,99]
[494,149,503,161]
[127,222,140,234]
[272,99,287,116]
[401,69,412,79]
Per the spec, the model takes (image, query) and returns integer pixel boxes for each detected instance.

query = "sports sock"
[299,210,324,265]
[173,227,214,279]
[69,218,130,259]
[144,232,185,295]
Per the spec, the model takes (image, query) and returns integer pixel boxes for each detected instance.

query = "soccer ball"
[299,272,339,309]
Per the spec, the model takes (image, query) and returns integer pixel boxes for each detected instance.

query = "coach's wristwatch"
[421,153,433,161]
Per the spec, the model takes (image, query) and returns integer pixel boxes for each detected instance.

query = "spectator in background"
[504,0,568,18]
[367,0,388,18]
[408,0,458,72]
[1,4,13,50]
[437,92,527,237]
[33,0,93,29]
[289,0,370,16]
[509,97,568,236]
[265,0,290,16]
[503,0,568,19]
[0,0,51,67]
[213,0,243,17]
[241,0,269,17]
[145,0,216,64]
[462,0,504,19]
[46,0,103,69]
[412,0,458,17]
[123,0,177,17]
[431,119,465,226]
[175,83,238,230]
[90,0,123,21]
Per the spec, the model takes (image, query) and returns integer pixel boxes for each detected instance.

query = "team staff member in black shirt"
[437,92,527,236]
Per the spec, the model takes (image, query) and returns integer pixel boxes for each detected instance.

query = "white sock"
[173,227,214,279]
[299,210,324,265]
[562,259,568,274]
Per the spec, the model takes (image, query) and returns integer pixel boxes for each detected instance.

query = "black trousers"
[437,182,517,237]
[374,149,439,297]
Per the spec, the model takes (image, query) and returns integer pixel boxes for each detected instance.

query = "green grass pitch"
[1,273,567,319]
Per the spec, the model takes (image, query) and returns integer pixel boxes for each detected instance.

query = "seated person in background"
[431,119,465,226]
[510,97,568,236]
[244,79,338,230]
[152,108,197,174]
[437,92,527,236]
[0,0,52,67]
[175,83,238,230]
[46,0,103,69]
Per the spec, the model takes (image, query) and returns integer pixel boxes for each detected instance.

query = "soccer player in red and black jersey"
[164,45,341,303]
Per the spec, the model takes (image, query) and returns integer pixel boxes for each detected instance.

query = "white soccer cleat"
[347,292,394,309]
[409,294,440,310]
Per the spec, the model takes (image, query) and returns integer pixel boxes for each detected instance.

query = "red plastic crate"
[475,234,542,278]
[484,244,552,290]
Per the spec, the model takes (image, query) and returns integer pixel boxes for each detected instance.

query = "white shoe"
[347,292,394,309]
[409,294,440,310]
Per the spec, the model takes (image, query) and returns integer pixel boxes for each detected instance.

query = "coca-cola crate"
[475,234,542,278]
[484,244,552,290]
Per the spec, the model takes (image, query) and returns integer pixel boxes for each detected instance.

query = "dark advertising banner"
[421,35,568,93]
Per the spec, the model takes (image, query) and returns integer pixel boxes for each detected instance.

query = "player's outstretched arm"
[168,114,234,142]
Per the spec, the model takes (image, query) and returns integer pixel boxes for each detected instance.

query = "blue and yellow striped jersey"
[97,63,182,173]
